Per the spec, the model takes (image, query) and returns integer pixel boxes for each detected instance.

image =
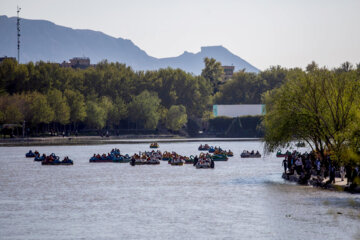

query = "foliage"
[165,105,188,131]
[128,90,161,130]
[64,89,87,125]
[263,64,360,164]
[46,89,70,125]
[201,57,224,93]
[29,92,54,125]
[215,66,288,104]
[107,97,128,127]
[85,100,106,129]
[1,57,359,147]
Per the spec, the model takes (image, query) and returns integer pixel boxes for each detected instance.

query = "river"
[0,141,359,239]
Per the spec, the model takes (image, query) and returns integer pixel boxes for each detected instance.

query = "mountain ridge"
[0,15,259,74]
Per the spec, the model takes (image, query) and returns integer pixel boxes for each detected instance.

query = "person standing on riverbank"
[282,157,287,174]
[295,157,303,175]
[340,165,345,181]
[316,158,321,176]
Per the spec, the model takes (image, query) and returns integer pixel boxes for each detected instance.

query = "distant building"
[213,104,265,118]
[0,56,17,63]
[61,57,91,69]
[222,66,235,81]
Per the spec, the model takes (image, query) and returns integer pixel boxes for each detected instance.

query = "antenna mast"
[17,6,21,63]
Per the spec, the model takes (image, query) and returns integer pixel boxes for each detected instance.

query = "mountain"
[0,15,259,74]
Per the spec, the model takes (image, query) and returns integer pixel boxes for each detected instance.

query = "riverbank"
[282,173,360,194]
[0,136,262,146]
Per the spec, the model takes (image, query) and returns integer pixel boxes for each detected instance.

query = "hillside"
[0,15,259,74]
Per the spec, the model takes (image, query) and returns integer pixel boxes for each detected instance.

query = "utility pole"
[17,6,21,63]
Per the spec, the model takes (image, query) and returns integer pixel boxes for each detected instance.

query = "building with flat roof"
[222,66,235,81]
[61,57,90,69]
[213,104,265,118]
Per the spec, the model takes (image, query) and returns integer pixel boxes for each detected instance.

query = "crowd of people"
[282,151,360,188]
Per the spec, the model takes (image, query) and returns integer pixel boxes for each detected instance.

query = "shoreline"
[0,136,263,147]
[282,173,360,194]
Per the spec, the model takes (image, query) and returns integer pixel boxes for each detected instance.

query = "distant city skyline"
[1,0,360,70]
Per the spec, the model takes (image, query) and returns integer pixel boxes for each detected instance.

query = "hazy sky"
[1,0,359,70]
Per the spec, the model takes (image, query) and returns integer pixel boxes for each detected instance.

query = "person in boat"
[256,151,260,155]
[251,150,254,155]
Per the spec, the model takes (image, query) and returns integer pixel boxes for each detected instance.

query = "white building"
[213,104,265,118]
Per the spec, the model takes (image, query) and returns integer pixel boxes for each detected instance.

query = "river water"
[0,141,359,240]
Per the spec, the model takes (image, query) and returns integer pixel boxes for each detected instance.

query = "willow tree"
[263,64,360,164]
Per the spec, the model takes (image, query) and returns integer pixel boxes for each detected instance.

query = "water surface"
[0,141,359,239]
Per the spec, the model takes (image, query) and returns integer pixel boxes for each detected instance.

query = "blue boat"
[34,155,45,162]
[25,150,36,158]
[113,154,131,163]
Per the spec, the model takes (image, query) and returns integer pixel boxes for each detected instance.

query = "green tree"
[99,96,114,128]
[85,100,106,129]
[0,58,17,95]
[263,64,360,165]
[47,89,70,125]
[108,97,128,127]
[201,57,224,94]
[165,105,188,131]
[215,71,262,104]
[0,94,27,124]
[29,92,54,125]
[64,89,87,128]
[128,90,161,129]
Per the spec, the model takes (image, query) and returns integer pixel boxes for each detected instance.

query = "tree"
[108,97,128,127]
[215,71,262,104]
[128,90,161,130]
[165,105,188,131]
[99,96,114,128]
[64,89,87,128]
[0,94,27,124]
[29,92,54,125]
[263,65,360,165]
[47,89,70,125]
[0,58,17,95]
[85,100,106,129]
[201,57,224,94]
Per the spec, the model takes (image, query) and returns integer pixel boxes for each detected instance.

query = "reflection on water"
[0,141,359,240]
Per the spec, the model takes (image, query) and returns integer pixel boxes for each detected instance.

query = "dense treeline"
[0,59,212,135]
[214,66,288,104]
[1,57,359,138]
